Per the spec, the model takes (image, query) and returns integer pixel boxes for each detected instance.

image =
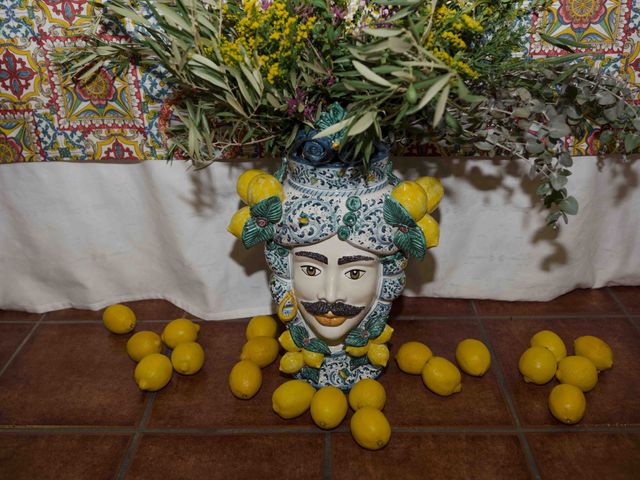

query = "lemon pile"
[229,315,279,399]
[390,176,444,248]
[395,338,491,396]
[517,329,614,424]
[102,304,204,392]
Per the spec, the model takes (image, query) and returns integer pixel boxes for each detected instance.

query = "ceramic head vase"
[229,109,441,390]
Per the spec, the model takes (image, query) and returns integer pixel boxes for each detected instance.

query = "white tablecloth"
[1,157,638,319]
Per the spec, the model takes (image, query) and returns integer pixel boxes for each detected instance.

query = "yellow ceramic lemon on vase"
[390,181,429,221]
[246,173,284,205]
[227,206,252,240]
[415,176,444,213]
[236,169,266,204]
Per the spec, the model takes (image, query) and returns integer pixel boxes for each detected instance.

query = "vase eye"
[345,269,365,280]
[301,265,321,277]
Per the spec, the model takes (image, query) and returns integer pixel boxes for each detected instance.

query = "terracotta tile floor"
[1,287,639,479]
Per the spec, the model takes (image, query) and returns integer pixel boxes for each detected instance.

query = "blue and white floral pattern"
[275,197,337,246]
[296,351,383,391]
[380,274,406,302]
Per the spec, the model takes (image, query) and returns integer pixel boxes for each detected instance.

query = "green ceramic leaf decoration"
[300,366,320,384]
[289,324,309,349]
[241,219,274,249]
[305,338,331,355]
[394,227,426,259]
[350,355,370,369]
[383,196,416,228]
[250,196,282,223]
[345,328,369,347]
[365,313,386,339]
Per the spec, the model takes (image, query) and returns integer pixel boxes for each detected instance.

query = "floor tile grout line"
[472,305,541,480]
[606,288,640,334]
[0,314,44,380]
[2,424,640,435]
[115,392,158,480]
[323,433,332,480]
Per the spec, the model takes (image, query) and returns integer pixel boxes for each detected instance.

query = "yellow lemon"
[161,318,200,349]
[227,206,251,239]
[455,338,491,376]
[346,344,370,357]
[229,359,262,399]
[278,330,300,353]
[272,379,316,419]
[240,336,279,368]
[247,173,284,206]
[310,386,349,430]
[416,213,440,248]
[126,330,162,362]
[367,343,390,367]
[302,349,325,369]
[421,356,462,396]
[415,176,444,213]
[390,181,429,221]
[395,341,433,375]
[574,335,613,371]
[371,324,394,345]
[279,351,304,374]
[556,355,598,392]
[548,383,586,424]
[246,315,278,340]
[350,407,391,450]
[171,341,205,375]
[530,330,567,362]
[236,169,265,204]
[348,378,386,411]
[102,304,136,334]
[518,346,557,384]
[134,353,172,392]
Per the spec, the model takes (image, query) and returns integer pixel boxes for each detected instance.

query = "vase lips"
[314,314,348,327]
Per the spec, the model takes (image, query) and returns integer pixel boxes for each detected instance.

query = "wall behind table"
[1,158,638,319]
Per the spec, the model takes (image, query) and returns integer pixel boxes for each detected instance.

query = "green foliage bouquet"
[62,0,640,226]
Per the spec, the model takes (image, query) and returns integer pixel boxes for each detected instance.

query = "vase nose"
[317,269,343,304]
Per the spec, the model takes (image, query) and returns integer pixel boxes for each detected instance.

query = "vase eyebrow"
[338,255,376,265]
[294,251,328,264]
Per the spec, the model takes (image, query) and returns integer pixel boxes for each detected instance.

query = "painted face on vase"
[292,235,381,345]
